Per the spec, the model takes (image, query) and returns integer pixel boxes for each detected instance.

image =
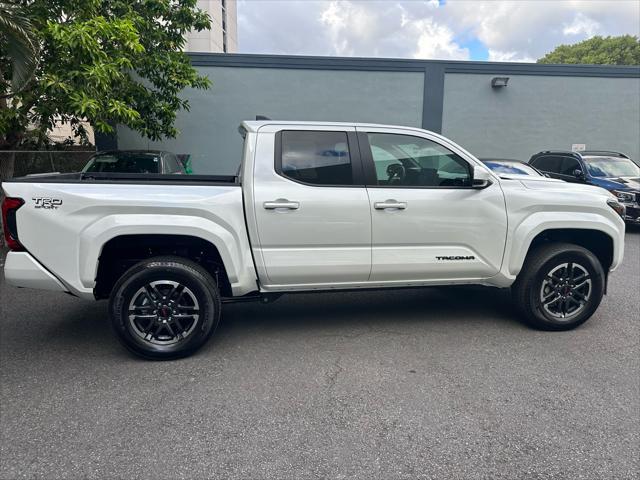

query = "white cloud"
[413,19,469,60]
[317,0,467,60]
[563,13,601,36]
[320,1,380,57]
[237,0,640,62]
[443,0,639,60]
[488,50,536,63]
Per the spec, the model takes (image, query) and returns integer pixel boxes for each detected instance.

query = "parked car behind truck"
[82,150,186,175]
[2,121,627,359]
[480,158,549,178]
[529,150,640,223]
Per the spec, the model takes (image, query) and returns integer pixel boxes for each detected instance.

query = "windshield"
[83,152,161,174]
[483,161,542,176]
[583,156,640,178]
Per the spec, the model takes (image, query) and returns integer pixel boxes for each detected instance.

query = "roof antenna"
[255,115,271,120]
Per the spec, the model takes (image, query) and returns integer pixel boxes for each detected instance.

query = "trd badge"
[33,198,63,209]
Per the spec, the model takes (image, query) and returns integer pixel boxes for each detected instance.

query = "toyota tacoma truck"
[2,121,626,359]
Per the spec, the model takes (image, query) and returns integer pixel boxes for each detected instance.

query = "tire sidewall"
[528,250,604,329]
[110,262,219,359]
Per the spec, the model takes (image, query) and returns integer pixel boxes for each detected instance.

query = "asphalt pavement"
[1,228,638,479]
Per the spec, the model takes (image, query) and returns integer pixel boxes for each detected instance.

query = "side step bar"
[221,292,283,304]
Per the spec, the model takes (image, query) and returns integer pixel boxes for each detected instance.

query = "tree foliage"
[538,35,640,65]
[0,0,211,151]
[0,1,39,96]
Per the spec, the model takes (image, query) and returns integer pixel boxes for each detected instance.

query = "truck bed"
[1,177,256,300]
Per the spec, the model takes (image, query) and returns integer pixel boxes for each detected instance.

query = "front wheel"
[109,256,221,360]
[512,243,605,331]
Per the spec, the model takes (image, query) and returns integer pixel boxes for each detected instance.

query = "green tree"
[0,1,39,98]
[538,35,640,65]
[1,0,39,182]
[0,0,211,180]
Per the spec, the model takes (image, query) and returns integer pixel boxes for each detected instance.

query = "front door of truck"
[358,127,508,282]
[251,126,371,287]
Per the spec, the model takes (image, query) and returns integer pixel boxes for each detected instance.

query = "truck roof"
[240,120,434,134]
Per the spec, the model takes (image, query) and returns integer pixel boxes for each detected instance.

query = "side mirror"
[472,166,493,189]
[573,169,585,179]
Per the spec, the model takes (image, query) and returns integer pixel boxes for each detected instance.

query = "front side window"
[559,157,582,176]
[280,131,352,185]
[367,133,471,187]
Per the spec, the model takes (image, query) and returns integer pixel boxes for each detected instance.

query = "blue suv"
[529,150,640,223]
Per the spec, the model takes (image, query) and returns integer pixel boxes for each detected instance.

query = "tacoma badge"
[436,255,475,260]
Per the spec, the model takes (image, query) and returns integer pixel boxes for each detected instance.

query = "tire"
[109,256,221,360]
[512,242,605,331]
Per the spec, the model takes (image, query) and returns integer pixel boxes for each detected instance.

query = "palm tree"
[1,2,39,220]
[0,1,39,99]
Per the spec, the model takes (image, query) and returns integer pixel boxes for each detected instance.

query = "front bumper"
[4,251,68,292]
[622,204,640,223]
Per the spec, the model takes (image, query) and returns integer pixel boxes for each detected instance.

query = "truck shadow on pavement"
[212,285,523,350]
[39,285,521,359]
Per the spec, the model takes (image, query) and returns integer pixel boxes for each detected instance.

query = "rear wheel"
[109,256,221,360]
[512,243,605,330]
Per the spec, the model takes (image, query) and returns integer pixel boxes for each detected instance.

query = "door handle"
[374,200,407,210]
[263,199,300,210]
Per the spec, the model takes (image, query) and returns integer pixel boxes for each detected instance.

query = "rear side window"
[279,131,352,185]
[531,155,562,173]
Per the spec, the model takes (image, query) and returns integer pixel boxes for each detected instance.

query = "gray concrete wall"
[442,73,640,162]
[118,66,424,174]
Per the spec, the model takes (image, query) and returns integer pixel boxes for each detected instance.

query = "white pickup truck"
[2,121,626,359]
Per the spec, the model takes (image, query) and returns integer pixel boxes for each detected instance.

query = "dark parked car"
[529,150,640,223]
[480,158,546,177]
[82,150,186,175]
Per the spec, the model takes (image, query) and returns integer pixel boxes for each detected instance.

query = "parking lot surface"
[1,228,638,479]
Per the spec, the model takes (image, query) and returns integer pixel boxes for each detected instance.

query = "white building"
[186,0,238,53]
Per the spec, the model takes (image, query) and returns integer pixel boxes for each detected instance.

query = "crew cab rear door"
[357,127,508,282]
[250,125,371,287]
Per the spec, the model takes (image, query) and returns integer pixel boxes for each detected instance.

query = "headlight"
[612,190,635,203]
[607,199,626,218]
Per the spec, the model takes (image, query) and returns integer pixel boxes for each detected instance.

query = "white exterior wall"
[186,0,238,53]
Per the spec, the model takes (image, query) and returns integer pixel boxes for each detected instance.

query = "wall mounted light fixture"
[491,77,510,88]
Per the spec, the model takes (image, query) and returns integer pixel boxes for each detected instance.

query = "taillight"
[1,196,25,251]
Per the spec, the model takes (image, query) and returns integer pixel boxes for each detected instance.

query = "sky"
[236,0,640,62]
